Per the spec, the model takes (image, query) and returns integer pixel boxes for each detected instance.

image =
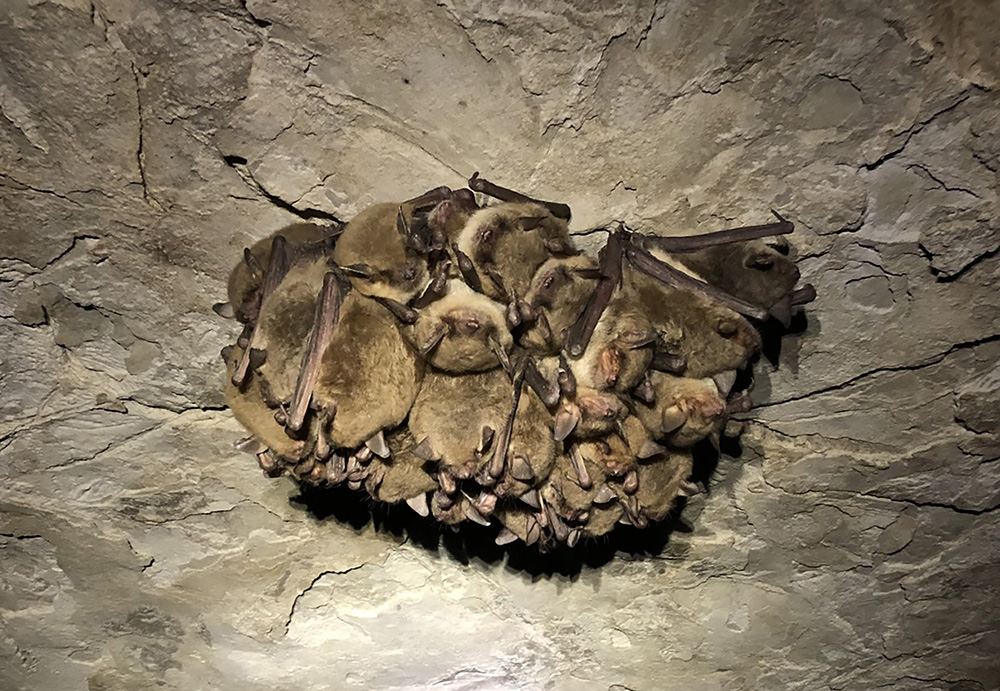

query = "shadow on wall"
[288,444,714,579]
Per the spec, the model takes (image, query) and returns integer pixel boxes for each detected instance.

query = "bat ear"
[553,405,581,441]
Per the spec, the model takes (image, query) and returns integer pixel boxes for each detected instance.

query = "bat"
[214,174,818,549]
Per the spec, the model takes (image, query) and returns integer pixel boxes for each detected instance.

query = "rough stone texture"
[1,0,997,688]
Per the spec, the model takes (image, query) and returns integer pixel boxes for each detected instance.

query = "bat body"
[629,269,760,379]
[635,372,727,448]
[222,345,307,461]
[333,202,429,303]
[311,293,423,449]
[456,202,574,302]
[366,427,438,505]
[403,280,513,374]
[408,368,555,492]
[569,289,655,395]
[671,239,801,323]
[222,223,334,322]
[522,255,599,354]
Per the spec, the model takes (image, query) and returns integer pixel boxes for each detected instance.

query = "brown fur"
[544,452,608,517]
[673,240,800,310]
[629,270,760,378]
[635,372,726,448]
[332,202,429,302]
[255,257,331,401]
[367,427,438,503]
[405,281,512,373]
[456,202,572,301]
[223,347,306,460]
[408,368,555,482]
[576,432,636,477]
[311,294,423,448]
[227,223,333,321]
[581,502,625,538]
[633,451,693,522]
[521,255,598,353]
[570,288,654,394]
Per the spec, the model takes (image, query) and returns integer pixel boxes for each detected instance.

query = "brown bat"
[215,222,338,322]
[521,255,600,354]
[407,367,555,499]
[629,450,694,524]
[307,293,424,449]
[627,269,761,379]
[221,344,308,462]
[332,187,452,302]
[382,280,514,374]
[568,289,656,395]
[365,427,438,510]
[634,372,729,448]
[455,201,575,303]
[637,210,814,325]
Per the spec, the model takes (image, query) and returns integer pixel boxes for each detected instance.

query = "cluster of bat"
[214,174,815,549]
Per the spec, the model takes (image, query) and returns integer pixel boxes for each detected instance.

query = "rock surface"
[1,0,997,689]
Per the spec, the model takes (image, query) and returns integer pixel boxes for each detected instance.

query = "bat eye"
[746,253,774,270]
[716,319,738,337]
[402,264,418,281]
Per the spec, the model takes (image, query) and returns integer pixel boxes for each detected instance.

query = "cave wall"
[1,0,998,689]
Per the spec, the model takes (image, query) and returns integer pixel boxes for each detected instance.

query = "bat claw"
[569,445,592,489]
[661,404,686,434]
[790,283,817,306]
[593,484,617,505]
[519,489,540,509]
[419,324,448,357]
[438,469,457,495]
[413,437,441,462]
[638,439,666,459]
[713,370,737,397]
[678,479,706,497]
[463,500,491,526]
[477,425,496,454]
[234,435,263,454]
[623,469,639,495]
[553,405,581,441]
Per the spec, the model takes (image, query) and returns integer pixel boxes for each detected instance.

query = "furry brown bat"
[628,269,761,379]
[407,368,555,499]
[307,293,424,449]
[389,280,514,374]
[521,255,599,354]
[455,201,574,303]
[634,372,729,448]
[215,222,337,322]
[628,449,693,524]
[569,290,656,395]
[638,211,814,325]
[221,344,307,462]
[365,427,438,511]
